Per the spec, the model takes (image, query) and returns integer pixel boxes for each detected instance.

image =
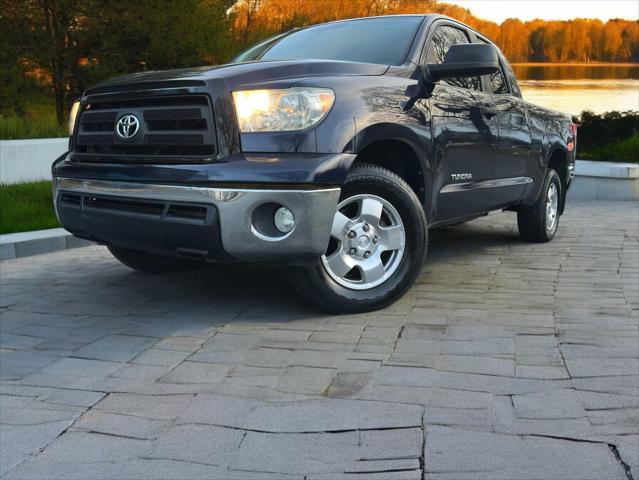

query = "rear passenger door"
[425,23,499,223]
[478,39,533,207]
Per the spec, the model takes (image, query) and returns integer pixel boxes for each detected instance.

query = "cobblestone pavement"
[1,200,637,480]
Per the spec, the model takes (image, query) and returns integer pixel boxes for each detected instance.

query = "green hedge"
[578,110,639,163]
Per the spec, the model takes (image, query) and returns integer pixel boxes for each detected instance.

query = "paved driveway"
[1,200,637,480]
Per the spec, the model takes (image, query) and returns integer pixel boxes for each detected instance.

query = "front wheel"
[290,164,427,314]
[517,169,562,243]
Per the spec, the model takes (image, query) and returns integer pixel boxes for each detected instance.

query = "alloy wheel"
[321,194,406,290]
[546,182,558,232]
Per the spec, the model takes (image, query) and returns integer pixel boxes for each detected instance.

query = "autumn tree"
[228,0,637,63]
[2,0,638,124]
[499,19,530,62]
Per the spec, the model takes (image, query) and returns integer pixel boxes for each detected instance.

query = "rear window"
[246,17,423,66]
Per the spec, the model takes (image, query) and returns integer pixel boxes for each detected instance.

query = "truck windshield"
[233,16,423,66]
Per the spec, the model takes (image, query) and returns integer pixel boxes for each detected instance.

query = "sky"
[445,0,639,23]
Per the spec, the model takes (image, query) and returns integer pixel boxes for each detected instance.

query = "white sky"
[444,0,639,23]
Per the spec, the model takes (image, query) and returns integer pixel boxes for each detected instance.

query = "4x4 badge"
[116,114,140,139]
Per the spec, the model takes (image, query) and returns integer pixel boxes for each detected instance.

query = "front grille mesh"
[144,108,202,121]
[73,94,216,163]
[81,111,118,123]
[167,204,208,220]
[68,193,210,223]
[60,193,81,205]
[86,196,165,216]
[77,134,114,145]
[144,133,204,145]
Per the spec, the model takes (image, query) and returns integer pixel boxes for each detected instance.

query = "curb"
[0,228,94,260]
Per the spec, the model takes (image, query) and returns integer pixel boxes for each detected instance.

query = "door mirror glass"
[425,43,499,82]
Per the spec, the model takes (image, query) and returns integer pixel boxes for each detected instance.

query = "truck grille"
[62,192,210,223]
[73,95,216,163]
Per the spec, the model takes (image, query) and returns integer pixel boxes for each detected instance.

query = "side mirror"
[424,43,499,82]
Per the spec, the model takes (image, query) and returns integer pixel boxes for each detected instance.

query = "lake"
[512,64,639,115]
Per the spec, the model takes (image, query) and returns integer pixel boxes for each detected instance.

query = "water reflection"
[520,79,638,115]
[512,64,639,115]
[512,64,639,81]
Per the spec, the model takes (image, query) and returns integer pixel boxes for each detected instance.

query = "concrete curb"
[575,160,638,179]
[570,160,639,201]
[0,228,94,260]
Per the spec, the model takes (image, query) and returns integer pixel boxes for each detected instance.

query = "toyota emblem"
[115,114,140,139]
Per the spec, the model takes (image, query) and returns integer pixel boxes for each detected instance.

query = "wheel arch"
[346,123,433,209]
[546,146,569,214]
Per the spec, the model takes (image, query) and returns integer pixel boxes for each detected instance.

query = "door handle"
[481,105,498,119]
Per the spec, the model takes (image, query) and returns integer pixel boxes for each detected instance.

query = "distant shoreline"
[512,62,639,67]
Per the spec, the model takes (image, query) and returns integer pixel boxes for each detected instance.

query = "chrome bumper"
[54,177,340,261]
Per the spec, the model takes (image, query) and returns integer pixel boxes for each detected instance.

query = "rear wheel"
[290,164,427,313]
[517,168,561,242]
[107,245,201,273]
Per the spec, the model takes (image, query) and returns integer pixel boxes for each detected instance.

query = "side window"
[477,39,509,95]
[426,25,481,91]
[489,63,508,95]
[502,60,522,97]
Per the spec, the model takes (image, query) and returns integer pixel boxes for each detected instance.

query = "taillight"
[567,123,578,152]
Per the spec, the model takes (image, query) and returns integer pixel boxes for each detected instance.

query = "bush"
[579,133,639,163]
[0,98,67,140]
[577,110,639,162]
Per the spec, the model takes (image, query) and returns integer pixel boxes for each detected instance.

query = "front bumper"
[54,177,340,262]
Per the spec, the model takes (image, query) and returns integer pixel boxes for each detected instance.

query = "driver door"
[426,24,499,223]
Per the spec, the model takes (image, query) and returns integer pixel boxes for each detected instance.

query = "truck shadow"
[15,217,524,327]
[92,217,523,320]
[427,220,520,264]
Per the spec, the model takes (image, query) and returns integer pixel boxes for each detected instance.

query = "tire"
[290,163,427,314]
[517,169,562,243]
[107,245,201,273]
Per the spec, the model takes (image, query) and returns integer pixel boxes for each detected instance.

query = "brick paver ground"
[1,200,637,480]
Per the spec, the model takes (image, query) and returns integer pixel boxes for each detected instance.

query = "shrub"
[577,110,639,162]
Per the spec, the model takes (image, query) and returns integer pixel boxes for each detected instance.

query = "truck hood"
[86,59,389,93]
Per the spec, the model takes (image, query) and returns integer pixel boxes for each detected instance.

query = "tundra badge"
[451,173,473,182]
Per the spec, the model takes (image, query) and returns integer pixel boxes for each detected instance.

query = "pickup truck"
[53,14,576,313]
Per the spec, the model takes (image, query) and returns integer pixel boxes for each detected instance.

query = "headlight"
[232,88,334,132]
[68,101,80,136]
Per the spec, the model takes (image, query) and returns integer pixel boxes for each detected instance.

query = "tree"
[1,0,233,125]
[84,0,234,81]
[499,19,530,62]
[2,0,638,126]
[0,5,39,115]
[1,0,96,124]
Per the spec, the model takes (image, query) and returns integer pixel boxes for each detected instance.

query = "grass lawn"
[0,181,60,234]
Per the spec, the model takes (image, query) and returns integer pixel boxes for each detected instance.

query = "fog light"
[274,207,295,233]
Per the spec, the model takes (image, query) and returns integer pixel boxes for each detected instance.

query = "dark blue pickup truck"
[53,14,576,313]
